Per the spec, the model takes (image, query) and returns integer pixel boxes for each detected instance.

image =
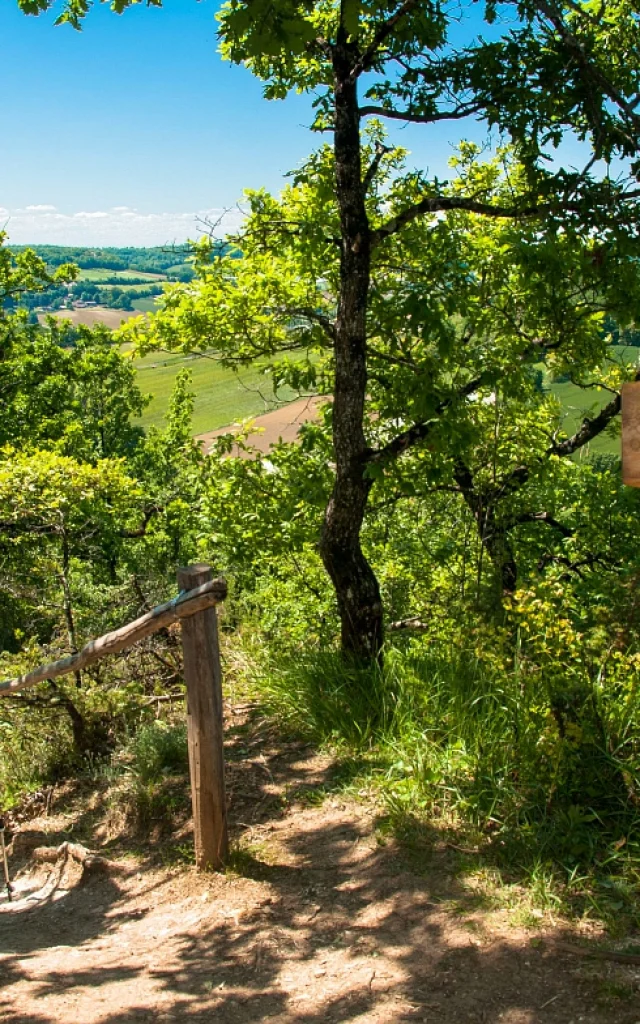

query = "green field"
[92,282,164,294]
[124,340,640,444]
[164,263,193,276]
[549,345,640,457]
[131,296,161,313]
[129,348,298,434]
[78,268,164,282]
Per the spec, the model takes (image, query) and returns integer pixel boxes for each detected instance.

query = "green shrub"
[129,721,189,785]
[0,708,75,809]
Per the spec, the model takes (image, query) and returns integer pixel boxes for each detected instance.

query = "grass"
[78,268,165,282]
[131,296,161,313]
[125,346,303,434]
[96,720,192,843]
[252,644,640,932]
[164,262,193,276]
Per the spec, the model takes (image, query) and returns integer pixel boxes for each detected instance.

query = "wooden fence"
[0,564,228,871]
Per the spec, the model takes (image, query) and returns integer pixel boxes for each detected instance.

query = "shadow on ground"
[1,703,638,1024]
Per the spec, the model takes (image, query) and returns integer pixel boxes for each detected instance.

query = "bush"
[129,721,189,785]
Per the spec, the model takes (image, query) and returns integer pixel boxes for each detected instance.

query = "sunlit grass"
[251,643,640,932]
[120,343,307,434]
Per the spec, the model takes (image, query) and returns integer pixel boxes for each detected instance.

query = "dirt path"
[1,708,638,1024]
[37,308,141,329]
[196,396,324,454]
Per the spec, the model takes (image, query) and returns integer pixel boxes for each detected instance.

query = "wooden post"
[178,564,228,871]
[622,382,640,487]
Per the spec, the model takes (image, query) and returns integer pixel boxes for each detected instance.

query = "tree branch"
[371,195,545,247]
[513,511,574,538]
[547,377,632,457]
[365,374,485,464]
[492,368,639,499]
[388,616,431,631]
[359,101,483,124]
[306,34,334,59]
[351,0,421,78]
[284,306,337,341]
[0,520,60,538]
[119,505,162,539]
[363,141,392,194]
[537,551,615,578]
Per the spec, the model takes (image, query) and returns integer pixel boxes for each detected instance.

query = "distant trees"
[16,279,164,313]
[13,245,196,279]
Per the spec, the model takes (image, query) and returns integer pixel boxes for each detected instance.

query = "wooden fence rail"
[0,565,228,871]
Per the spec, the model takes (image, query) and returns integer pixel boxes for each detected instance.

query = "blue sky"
[1,0,310,243]
[1,0,495,245]
[2,0,594,247]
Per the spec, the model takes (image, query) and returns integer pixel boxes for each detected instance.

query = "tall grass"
[255,642,640,918]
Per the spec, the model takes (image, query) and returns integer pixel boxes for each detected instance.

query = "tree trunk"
[318,31,383,663]
[60,694,91,757]
[45,678,91,759]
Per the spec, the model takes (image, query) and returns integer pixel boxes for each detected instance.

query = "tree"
[214,0,640,663]
[25,0,640,661]
[133,140,640,653]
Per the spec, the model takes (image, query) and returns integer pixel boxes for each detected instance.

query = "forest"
[2,0,640,957]
[12,244,197,277]
[7,246,195,314]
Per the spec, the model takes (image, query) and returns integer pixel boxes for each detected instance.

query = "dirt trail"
[196,396,324,454]
[1,707,638,1024]
[37,308,141,329]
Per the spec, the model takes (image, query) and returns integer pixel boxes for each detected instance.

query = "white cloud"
[0,205,245,246]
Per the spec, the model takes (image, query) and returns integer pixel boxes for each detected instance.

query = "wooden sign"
[622,382,640,486]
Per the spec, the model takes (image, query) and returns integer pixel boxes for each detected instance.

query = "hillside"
[22,246,639,444]
[131,348,303,434]
[22,245,194,321]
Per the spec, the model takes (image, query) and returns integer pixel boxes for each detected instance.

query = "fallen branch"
[32,841,128,878]
[388,617,430,631]
[445,842,482,855]
[0,577,227,697]
[553,940,640,965]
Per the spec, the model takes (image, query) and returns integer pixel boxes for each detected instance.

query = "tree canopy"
[72,0,639,657]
